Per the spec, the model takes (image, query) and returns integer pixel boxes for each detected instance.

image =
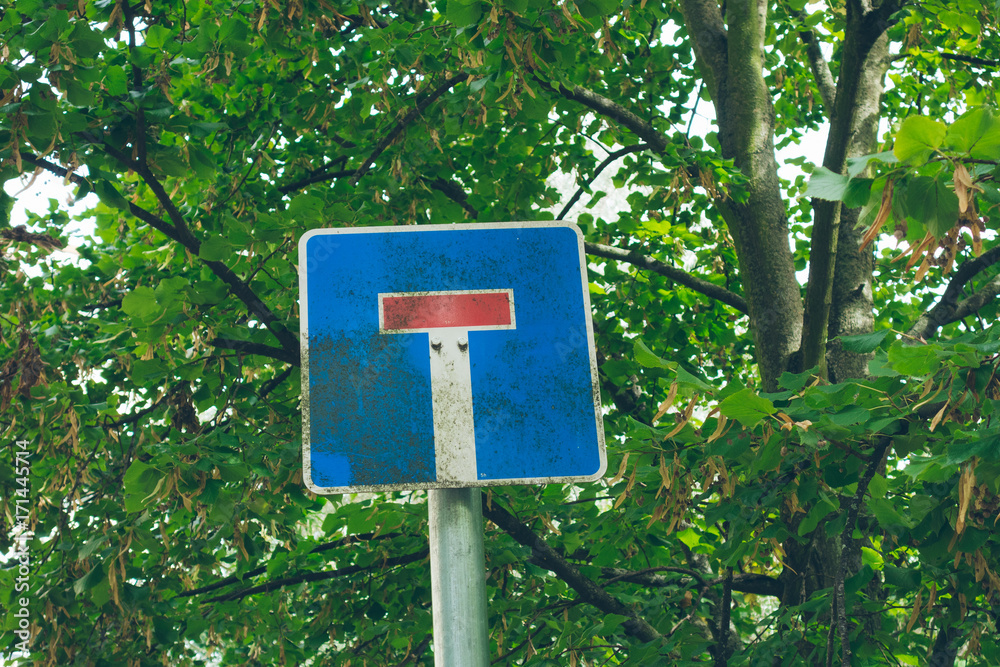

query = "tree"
[2,0,1000,664]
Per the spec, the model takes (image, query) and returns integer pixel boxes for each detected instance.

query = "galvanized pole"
[428,487,489,667]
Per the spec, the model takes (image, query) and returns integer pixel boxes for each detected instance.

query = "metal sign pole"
[429,487,489,667]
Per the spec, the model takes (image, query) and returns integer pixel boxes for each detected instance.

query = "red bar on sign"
[381,292,513,330]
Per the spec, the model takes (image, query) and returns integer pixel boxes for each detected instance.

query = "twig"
[210,338,299,365]
[907,245,1000,340]
[204,550,428,603]
[557,143,650,220]
[350,73,467,185]
[482,494,665,645]
[585,242,749,314]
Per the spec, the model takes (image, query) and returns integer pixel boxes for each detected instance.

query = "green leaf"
[946,434,1000,465]
[804,166,850,201]
[894,116,947,163]
[843,178,874,209]
[906,176,959,237]
[633,339,674,370]
[675,366,711,391]
[577,0,618,18]
[104,65,128,96]
[144,24,173,49]
[869,497,913,532]
[188,146,216,178]
[752,432,783,474]
[882,564,921,590]
[938,9,980,36]
[288,193,324,219]
[94,180,130,210]
[122,286,161,319]
[198,236,233,261]
[868,473,888,499]
[846,151,898,179]
[945,107,994,154]
[861,546,884,569]
[719,388,776,428]
[73,563,106,596]
[838,329,891,354]
[798,495,839,536]
[123,460,162,513]
[78,534,110,560]
[887,342,941,377]
[447,0,482,27]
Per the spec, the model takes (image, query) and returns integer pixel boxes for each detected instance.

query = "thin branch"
[98,139,198,245]
[907,245,1000,340]
[602,565,709,589]
[540,79,668,153]
[19,153,86,186]
[122,2,147,165]
[210,338,299,365]
[177,532,401,599]
[834,435,892,667]
[90,138,300,356]
[602,567,782,597]
[422,176,479,218]
[204,550,428,603]
[714,568,733,667]
[792,9,836,111]
[482,495,665,645]
[279,168,354,194]
[350,73,467,185]
[950,274,1000,323]
[21,150,296,361]
[259,365,295,399]
[557,144,650,220]
[585,242,749,314]
[939,52,999,68]
[103,385,185,428]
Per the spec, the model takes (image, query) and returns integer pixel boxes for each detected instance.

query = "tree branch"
[203,550,428,603]
[585,242,749,314]
[939,52,999,68]
[422,176,478,218]
[350,73,468,185]
[677,0,728,102]
[834,435,892,666]
[85,138,300,357]
[714,568,733,667]
[210,338,299,365]
[927,624,963,667]
[800,1,901,378]
[545,82,668,153]
[906,245,1000,340]
[793,10,836,111]
[279,168,354,194]
[482,496,665,645]
[601,567,783,598]
[177,532,401,599]
[558,144,650,219]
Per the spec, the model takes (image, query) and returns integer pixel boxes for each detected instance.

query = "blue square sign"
[299,221,606,493]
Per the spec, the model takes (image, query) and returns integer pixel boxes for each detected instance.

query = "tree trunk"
[679,0,803,392]
[827,34,890,384]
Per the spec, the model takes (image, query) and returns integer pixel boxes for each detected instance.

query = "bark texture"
[679,0,803,391]
[827,33,890,382]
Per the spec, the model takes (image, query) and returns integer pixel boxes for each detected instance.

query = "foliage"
[1,0,1000,665]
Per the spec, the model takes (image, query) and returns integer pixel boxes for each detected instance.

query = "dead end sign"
[298,221,606,494]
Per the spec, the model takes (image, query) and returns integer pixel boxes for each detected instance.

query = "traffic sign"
[298,221,606,493]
